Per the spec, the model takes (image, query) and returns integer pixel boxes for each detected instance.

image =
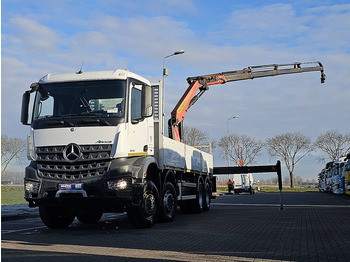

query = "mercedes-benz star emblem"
[63,143,81,162]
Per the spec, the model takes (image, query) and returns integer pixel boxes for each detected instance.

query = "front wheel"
[39,205,75,229]
[127,180,160,228]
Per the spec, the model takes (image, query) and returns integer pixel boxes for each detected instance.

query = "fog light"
[117,180,128,190]
[25,182,39,192]
[25,181,40,198]
[25,183,34,192]
[107,179,128,190]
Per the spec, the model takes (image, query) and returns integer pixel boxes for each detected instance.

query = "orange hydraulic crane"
[168,62,325,142]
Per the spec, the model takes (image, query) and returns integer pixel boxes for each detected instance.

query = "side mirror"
[141,85,153,118]
[21,91,31,125]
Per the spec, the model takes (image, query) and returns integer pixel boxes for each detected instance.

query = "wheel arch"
[133,156,160,190]
[163,170,177,195]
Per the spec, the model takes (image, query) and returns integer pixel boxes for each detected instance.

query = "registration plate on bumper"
[59,183,84,190]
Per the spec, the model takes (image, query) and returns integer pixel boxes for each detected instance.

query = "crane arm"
[168,61,325,142]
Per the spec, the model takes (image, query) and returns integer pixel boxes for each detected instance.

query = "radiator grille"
[36,144,112,180]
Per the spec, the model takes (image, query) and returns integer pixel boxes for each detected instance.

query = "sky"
[2,0,350,180]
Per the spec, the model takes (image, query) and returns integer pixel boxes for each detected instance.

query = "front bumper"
[24,158,144,210]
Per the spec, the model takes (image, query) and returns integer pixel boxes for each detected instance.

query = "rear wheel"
[203,179,211,212]
[159,182,177,222]
[39,205,75,229]
[127,180,160,228]
[192,179,204,214]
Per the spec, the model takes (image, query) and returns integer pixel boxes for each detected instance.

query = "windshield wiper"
[44,113,111,126]
[45,118,75,127]
[79,112,111,126]
[80,96,93,112]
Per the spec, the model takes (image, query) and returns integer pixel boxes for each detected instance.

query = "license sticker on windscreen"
[59,183,83,190]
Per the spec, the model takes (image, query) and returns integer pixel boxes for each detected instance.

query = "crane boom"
[168,61,325,142]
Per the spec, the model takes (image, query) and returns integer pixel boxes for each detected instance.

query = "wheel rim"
[163,190,175,213]
[205,186,210,206]
[144,191,156,216]
[198,186,203,208]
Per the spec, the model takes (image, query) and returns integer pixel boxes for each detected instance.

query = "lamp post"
[162,50,185,134]
[226,114,239,166]
[227,114,239,136]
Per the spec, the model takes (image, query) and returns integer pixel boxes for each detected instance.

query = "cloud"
[1,57,41,137]
[227,4,306,40]
[212,3,350,54]
[6,17,58,54]
[302,4,350,52]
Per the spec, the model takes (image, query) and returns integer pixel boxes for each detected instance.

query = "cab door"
[127,83,153,157]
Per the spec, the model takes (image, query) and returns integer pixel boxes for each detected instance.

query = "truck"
[318,168,327,192]
[232,173,255,194]
[332,156,347,194]
[344,154,350,195]
[21,61,325,228]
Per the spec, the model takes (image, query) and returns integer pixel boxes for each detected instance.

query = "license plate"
[59,183,83,190]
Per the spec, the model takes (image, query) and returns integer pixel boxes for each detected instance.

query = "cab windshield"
[33,80,126,127]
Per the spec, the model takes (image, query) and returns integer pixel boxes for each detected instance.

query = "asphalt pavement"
[2,191,350,262]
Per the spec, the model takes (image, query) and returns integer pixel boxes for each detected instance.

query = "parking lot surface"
[2,191,350,261]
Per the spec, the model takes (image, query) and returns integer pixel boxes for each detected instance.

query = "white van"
[232,173,255,194]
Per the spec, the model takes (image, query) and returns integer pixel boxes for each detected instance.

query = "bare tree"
[314,130,350,161]
[1,135,26,174]
[295,176,303,187]
[266,132,312,188]
[218,134,264,166]
[271,177,278,185]
[182,126,210,146]
[283,175,290,186]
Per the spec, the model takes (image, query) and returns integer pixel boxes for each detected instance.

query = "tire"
[203,179,212,212]
[192,179,204,214]
[39,205,75,229]
[127,180,160,228]
[159,182,177,222]
[77,210,103,224]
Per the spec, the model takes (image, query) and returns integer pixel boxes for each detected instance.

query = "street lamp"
[226,114,239,167]
[163,50,185,77]
[162,50,185,134]
[227,114,239,136]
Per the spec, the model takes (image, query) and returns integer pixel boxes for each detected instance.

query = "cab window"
[131,86,142,121]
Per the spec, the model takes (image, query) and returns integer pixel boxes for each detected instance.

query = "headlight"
[107,179,128,190]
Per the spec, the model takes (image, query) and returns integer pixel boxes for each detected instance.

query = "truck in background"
[332,156,347,194]
[318,157,349,194]
[21,61,325,229]
[232,173,255,194]
[344,154,350,195]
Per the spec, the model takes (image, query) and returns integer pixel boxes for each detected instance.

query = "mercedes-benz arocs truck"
[21,61,325,228]
[21,69,214,228]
